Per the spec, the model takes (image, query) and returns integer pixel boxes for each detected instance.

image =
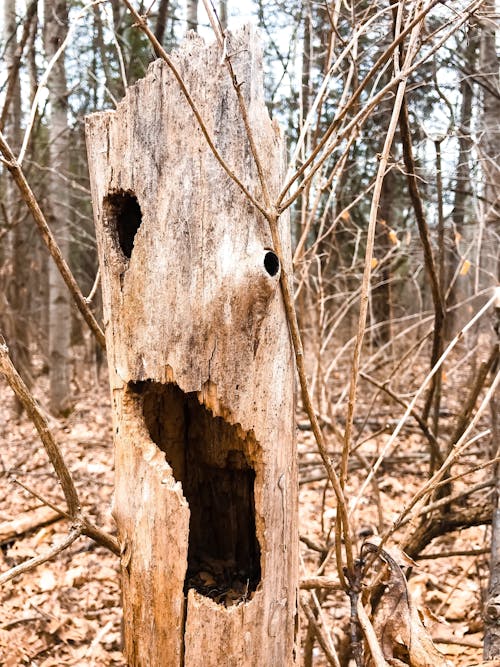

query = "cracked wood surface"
[86,27,298,666]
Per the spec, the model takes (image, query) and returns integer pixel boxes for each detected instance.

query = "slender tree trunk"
[155,0,170,44]
[482,1,500,658]
[371,167,395,346]
[484,387,500,659]
[2,0,33,411]
[447,26,477,336]
[478,0,500,282]
[186,0,198,32]
[44,0,71,415]
[301,0,312,127]
[25,5,48,357]
[218,0,228,30]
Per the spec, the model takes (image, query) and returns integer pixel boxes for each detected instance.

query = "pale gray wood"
[44,0,71,415]
[86,27,298,666]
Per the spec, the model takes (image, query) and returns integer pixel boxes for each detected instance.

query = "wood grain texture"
[86,26,297,666]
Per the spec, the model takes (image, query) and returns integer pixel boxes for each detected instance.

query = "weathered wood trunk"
[85,27,298,666]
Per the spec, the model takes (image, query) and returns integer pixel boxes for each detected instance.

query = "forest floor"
[0,351,490,666]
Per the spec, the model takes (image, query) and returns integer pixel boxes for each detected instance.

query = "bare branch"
[0,131,106,349]
[0,526,82,586]
[0,335,80,516]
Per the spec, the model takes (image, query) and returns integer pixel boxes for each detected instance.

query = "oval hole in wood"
[104,190,142,259]
[264,251,280,277]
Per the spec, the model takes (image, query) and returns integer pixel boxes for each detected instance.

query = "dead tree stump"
[85,27,298,666]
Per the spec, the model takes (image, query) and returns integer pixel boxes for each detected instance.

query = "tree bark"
[481,5,500,656]
[478,0,500,283]
[154,0,170,45]
[2,0,32,410]
[447,26,477,335]
[186,0,198,32]
[86,28,298,666]
[301,0,312,126]
[43,0,72,415]
[219,0,228,31]
[371,166,395,346]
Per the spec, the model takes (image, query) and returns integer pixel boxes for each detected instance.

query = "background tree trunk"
[86,28,298,666]
[482,5,500,646]
[43,0,71,415]
[186,0,198,32]
[301,0,312,127]
[478,0,500,283]
[155,0,170,45]
[482,3,500,643]
[2,0,33,411]
[447,25,478,336]
[218,0,228,31]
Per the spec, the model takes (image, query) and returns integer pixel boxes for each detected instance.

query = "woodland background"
[0,0,499,665]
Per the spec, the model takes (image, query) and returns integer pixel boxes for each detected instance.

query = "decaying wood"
[85,27,298,666]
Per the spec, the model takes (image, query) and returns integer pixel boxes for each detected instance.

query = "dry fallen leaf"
[56,617,94,643]
[38,569,57,592]
[364,542,452,667]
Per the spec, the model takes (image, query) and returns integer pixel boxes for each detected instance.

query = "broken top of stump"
[86,26,291,433]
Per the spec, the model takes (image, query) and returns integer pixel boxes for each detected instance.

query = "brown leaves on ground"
[0,344,494,665]
[0,364,124,666]
[363,542,451,667]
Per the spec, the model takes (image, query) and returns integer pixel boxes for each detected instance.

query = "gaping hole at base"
[264,250,280,277]
[129,381,261,607]
[103,190,143,259]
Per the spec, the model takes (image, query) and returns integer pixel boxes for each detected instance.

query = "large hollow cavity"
[103,190,143,259]
[129,381,261,606]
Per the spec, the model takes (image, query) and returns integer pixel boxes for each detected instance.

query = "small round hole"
[264,251,280,277]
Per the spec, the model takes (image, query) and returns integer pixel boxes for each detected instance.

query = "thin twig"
[351,289,499,516]
[301,596,342,667]
[0,335,80,515]
[300,577,343,591]
[356,598,389,667]
[0,132,105,349]
[418,547,489,560]
[120,0,269,219]
[85,269,101,304]
[0,526,82,585]
[399,90,445,428]
[12,478,71,520]
[0,337,120,556]
[402,478,494,525]
[360,371,442,464]
[342,11,425,552]
[447,345,499,453]
[11,478,119,555]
